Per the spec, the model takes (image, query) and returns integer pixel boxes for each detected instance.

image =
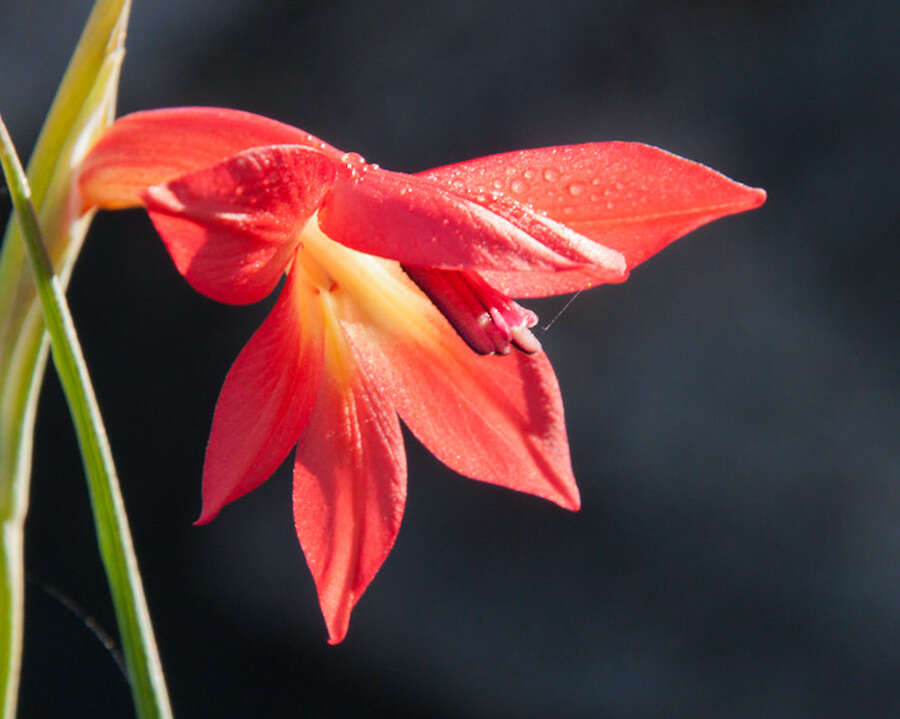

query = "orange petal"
[196,268,324,524]
[142,145,335,304]
[79,107,342,210]
[345,316,580,511]
[421,142,766,273]
[293,319,406,644]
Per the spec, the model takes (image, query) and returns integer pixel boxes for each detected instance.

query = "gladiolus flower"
[78,107,765,643]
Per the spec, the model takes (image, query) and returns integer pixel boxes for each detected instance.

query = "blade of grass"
[0,3,131,715]
[0,116,173,719]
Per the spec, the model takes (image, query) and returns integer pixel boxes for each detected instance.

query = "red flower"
[79,108,765,643]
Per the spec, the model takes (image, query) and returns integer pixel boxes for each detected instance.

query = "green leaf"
[1,114,173,718]
[0,2,143,717]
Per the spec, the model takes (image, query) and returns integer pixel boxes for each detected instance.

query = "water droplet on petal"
[591,177,602,186]
[543,168,560,182]
[567,182,585,197]
[524,169,536,180]
[493,179,504,190]
[510,179,526,193]
[340,152,365,165]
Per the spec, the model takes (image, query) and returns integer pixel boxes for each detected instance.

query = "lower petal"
[293,312,406,644]
[196,268,324,524]
[345,313,580,511]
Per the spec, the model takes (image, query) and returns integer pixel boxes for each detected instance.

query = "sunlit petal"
[345,314,579,511]
[79,107,342,209]
[318,166,592,273]
[294,313,406,644]
[421,142,766,272]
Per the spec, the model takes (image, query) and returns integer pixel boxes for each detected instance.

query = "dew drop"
[523,169,536,180]
[493,179,504,190]
[510,179,526,193]
[591,177,602,186]
[567,182,586,197]
[543,168,560,182]
[562,207,574,215]
[606,201,615,210]
[340,152,365,165]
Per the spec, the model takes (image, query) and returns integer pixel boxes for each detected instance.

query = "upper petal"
[142,145,336,304]
[317,165,594,273]
[344,311,579,511]
[196,267,325,524]
[420,142,766,272]
[79,107,342,210]
[293,311,406,645]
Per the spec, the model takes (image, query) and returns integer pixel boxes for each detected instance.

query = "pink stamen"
[405,267,541,355]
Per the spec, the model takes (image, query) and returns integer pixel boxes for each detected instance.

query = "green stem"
[0,2,130,715]
[0,117,172,719]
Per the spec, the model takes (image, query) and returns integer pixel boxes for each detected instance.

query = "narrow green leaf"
[0,116,173,719]
[0,2,133,716]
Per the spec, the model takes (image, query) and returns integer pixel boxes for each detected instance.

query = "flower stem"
[0,2,130,714]
[0,117,173,719]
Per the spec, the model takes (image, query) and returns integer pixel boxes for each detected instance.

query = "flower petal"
[196,268,324,524]
[142,145,336,304]
[345,314,579,511]
[79,106,342,210]
[478,267,627,299]
[435,184,626,274]
[317,166,592,273]
[293,317,406,645]
[420,142,766,271]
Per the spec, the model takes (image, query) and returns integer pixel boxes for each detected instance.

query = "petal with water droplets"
[421,142,766,273]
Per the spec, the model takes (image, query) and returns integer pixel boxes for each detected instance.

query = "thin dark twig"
[26,574,127,679]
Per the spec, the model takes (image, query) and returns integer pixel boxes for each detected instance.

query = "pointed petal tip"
[326,629,348,646]
[562,492,582,513]
[748,186,767,208]
[192,507,218,526]
[550,482,581,512]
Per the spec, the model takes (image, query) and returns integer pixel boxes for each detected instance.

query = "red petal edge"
[196,268,324,524]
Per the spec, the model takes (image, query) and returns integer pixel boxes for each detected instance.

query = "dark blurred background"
[2,0,899,716]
